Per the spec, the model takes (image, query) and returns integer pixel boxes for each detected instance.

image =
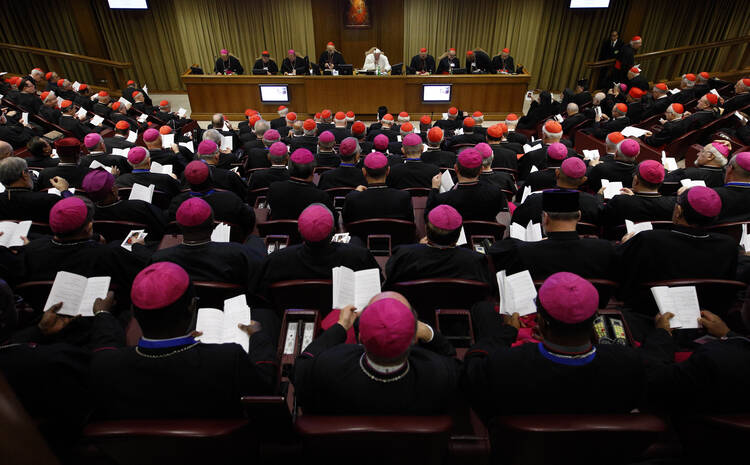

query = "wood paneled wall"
[311,0,405,70]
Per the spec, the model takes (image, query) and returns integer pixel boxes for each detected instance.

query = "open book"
[509,220,542,242]
[211,223,231,242]
[129,183,155,203]
[650,286,701,329]
[44,271,111,317]
[220,135,233,151]
[161,133,175,148]
[127,131,138,143]
[582,149,600,161]
[680,179,706,188]
[196,295,252,352]
[332,266,381,311]
[0,220,31,247]
[150,161,173,175]
[112,148,129,157]
[179,141,194,153]
[496,270,538,316]
[661,152,679,172]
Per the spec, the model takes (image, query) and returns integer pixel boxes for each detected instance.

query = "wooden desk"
[181,71,531,121]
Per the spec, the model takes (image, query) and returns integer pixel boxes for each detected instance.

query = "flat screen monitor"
[259,84,290,103]
[108,0,148,8]
[570,0,610,7]
[422,84,452,103]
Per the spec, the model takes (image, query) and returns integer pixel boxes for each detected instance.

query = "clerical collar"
[635,191,661,197]
[132,169,150,173]
[698,166,723,171]
[182,239,210,246]
[89,151,105,156]
[189,189,215,197]
[96,200,122,208]
[57,162,77,166]
[426,241,455,250]
[725,182,750,188]
[670,224,709,238]
[359,353,410,382]
[457,181,479,187]
[340,163,356,167]
[546,231,580,240]
[426,147,441,151]
[271,165,287,169]
[51,238,95,246]
[405,158,422,162]
[289,178,312,185]
[538,342,596,366]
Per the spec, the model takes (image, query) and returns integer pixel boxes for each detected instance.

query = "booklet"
[220,135,233,151]
[621,126,648,138]
[178,141,194,153]
[439,169,454,193]
[601,179,623,200]
[44,271,110,317]
[196,295,253,352]
[127,131,138,143]
[625,219,653,235]
[496,270,538,316]
[161,133,175,148]
[112,148,129,157]
[211,222,231,242]
[128,183,155,203]
[121,229,147,251]
[90,115,104,127]
[332,266,381,311]
[509,220,543,242]
[651,286,701,329]
[661,151,679,171]
[680,179,706,188]
[0,220,31,247]
[582,149,600,161]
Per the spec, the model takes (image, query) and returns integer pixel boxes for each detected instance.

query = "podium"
[181,70,531,120]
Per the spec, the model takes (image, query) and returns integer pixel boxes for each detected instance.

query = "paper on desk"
[177,108,187,118]
[90,115,104,127]
[621,126,648,138]
[127,131,138,143]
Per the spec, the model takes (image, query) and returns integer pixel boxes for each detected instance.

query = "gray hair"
[593,92,606,104]
[0,156,28,184]
[202,129,222,145]
[567,103,579,114]
[0,141,13,160]
[254,120,270,137]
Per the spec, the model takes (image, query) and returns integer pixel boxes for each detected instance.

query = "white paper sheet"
[128,183,155,203]
[90,115,104,127]
[680,179,707,188]
[602,180,624,200]
[126,131,138,143]
[44,271,110,317]
[625,219,653,235]
[583,149,600,161]
[178,141,194,153]
[497,270,538,316]
[0,220,30,247]
[211,222,231,242]
[161,133,175,148]
[651,286,701,329]
[621,126,648,138]
[220,135,233,151]
[439,170,454,193]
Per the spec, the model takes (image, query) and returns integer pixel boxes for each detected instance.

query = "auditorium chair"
[674,413,750,463]
[294,414,453,465]
[573,128,606,155]
[635,114,663,130]
[13,280,55,315]
[462,220,506,244]
[389,279,491,324]
[707,220,750,243]
[411,195,428,237]
[7,220,52,237]
[634,141,662,163]
[659,181,681,196]
[492,167,519,181]
[345,218,417,254]
[450,143,477,154]
[608,220,674,240]
[93,220,147,243]
[434,308,475,352]
[256,219,301,245]
[324,187,355,200]
[276,309,320,397]
[562,118,593,144]
[81,418,253,465]
[249,187,269,208]
[402,187,432,197]
[665,129,701,160]
[116,188,171,210]
[267,279,333,316]
[641,278,747,317]
[576,221,600,237]
[192,281,244,309]
[164,220,247,243]
[488,413,668,465]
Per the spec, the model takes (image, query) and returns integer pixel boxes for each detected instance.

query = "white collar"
[365,355,407,374]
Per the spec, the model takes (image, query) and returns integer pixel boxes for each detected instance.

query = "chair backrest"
[489,413,666,465]
[82,419,252,465]
[402,187,432,197]
[576,222,600,237]
[390,279,491,324]
[345,218,417,249]
[94,220,148,243]
[116,188,171,210]
[325,187,355,199]
[462,221,506,243]
[13,281,54,314]
[534,278,618,310]
[268,280,333,316]
[707,221,750,244]
[256,220,301,244]
[192,282,245,309]
[666,129,700,160]
[295,415,452,465]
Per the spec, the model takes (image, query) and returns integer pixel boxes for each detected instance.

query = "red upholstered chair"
[295,414,453,465]
[665,129,700,160]
[81,419,252,465]
[489,413,667,465]
[573,128,606,155]
[675,414,750,462]
[93,220,147,243]
[635,141,663,163]
[268,279,333,316]
[707,221,750,244]
[389,279,491,324]
[411,195,429,238]
[403,187,433,197]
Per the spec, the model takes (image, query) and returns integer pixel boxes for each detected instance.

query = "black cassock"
[89,313,276,420]
[466,51,492,74]
[79,152,132,174]
[94,199,167,240]
[37,163,90,190]
[602,192,676,235]
[116,170,182,198]
[463,302,673,424]
[386,160,441,190]
[426,181,508,221]
[384,244,492,289]
[511,188,602,227]
[253,59,278,74]
[342,185,414,224]
[0,187,63,223]
[168,190,254,234]
[214,55,244,75]
[714,183,750,221]
[409,54,436,74]
[664,166,725,188]
[292,323,460,415]
[318,51,346,71]
[587,159,636,193]
[317,165,366,190]
[281,56,308,75]
[149,242,262,291]
[267,179,333,220]
[491,55,515,73]
[435,56,461,74]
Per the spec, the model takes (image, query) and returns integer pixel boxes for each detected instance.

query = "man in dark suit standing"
[599,31,623,88]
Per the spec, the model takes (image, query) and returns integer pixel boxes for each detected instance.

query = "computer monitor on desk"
[337,64,353,75]
[252,69,268,75]
[391,63,403,75]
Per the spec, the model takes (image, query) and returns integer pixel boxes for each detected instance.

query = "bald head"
[566,103,579,115]
[0,141,13,160]
[211,113,225,128]
[593,92,606,105]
